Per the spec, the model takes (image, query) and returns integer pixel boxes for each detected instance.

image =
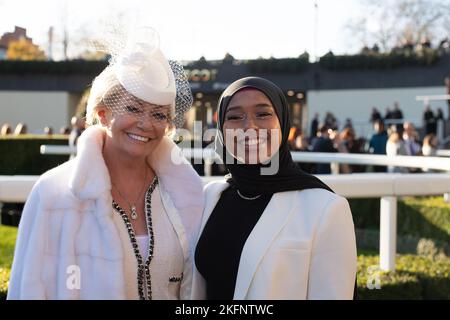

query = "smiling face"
[222,89,282,164]
[98,91,171,160]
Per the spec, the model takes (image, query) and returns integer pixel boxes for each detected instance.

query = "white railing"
[41,146,450,170]
[7,146,447,272]
[40,145,76,155]
[437,149,450,157]
[416,94,450,102]
[1,172,450,272]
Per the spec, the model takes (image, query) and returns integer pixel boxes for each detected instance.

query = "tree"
[6,38,47,61]
[346,0,450,52]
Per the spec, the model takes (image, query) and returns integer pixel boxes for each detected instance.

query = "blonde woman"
[8,32,204,299]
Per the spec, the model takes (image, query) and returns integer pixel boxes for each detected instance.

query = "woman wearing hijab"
[7,30,204,300]
[192,77,357,300]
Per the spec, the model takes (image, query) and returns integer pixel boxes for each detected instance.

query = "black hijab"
[215,76,333,195]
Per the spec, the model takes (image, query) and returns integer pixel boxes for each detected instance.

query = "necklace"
[112,166,149,220]
[236,189,261,200]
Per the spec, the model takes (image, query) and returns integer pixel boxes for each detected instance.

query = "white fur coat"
[7,125,204,300]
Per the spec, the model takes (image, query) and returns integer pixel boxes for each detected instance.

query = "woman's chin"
[228,151,272,165]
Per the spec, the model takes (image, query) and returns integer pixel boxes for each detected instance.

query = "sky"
[0,0,367,61]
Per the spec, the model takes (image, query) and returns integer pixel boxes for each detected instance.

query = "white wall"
[307,86,447,138]
[0,91,74,134]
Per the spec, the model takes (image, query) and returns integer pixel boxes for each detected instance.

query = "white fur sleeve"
[7,181,47,299]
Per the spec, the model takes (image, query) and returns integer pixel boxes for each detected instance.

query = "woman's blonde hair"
[85,66,117,126]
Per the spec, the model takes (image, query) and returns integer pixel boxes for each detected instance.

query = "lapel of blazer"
[233,191,297,300]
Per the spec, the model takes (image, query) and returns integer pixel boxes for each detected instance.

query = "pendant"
[131,205,138,220]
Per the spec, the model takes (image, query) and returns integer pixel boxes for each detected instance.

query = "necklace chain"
[112,166,149,220]
[236,189,261,200]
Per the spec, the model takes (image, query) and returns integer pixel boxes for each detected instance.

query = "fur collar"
[68,125,204,216]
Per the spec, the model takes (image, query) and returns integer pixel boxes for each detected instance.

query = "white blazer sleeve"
[7,181,47,299]
[307,196,357,299]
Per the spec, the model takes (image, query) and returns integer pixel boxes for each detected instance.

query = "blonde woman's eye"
[152,112,168,121]
[125,105,142,114]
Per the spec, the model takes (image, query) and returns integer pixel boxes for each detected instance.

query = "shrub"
[350,196,450,244]
[0,60,107,75]
[0,225,17,299]
[0,135,70,175]
[357,252,450,299]
[0,268,9,300]
[247,57,310,73]
[319,50,440,70]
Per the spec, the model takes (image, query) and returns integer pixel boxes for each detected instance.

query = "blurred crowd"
[1,106,447,176]
[289,103,447,174]
[0,116,85,139]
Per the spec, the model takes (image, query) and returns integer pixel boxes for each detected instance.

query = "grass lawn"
[0,225,17,299]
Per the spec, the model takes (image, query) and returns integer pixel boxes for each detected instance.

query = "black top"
[195,185,273,300]
[312,136,337,174]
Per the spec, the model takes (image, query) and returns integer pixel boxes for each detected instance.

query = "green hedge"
[0,135,70,175]
[350,196,450,244]
[357,251,450,299]
[350,196,450,258]
[0,60,108,75]
[319,50,440,70]
[247,56,310,73]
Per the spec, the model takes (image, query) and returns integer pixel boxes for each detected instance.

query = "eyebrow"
[225,103,273,114]
[129,97,168,111]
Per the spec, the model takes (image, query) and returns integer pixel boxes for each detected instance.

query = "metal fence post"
[380,196,397,272]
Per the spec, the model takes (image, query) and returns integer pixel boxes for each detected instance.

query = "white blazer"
[191,180,357,300]
[7,125,204,299]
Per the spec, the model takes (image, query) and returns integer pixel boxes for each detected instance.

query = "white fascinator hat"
[86,26,192,128]
[114,27,176,107]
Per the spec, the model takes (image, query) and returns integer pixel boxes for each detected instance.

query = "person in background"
[422,133,439,172]
[368,120,388,172]
[436,107,444,121]
[386,130,408,173]
[44,126,53,136]
[69,116,86,146]
[60,126,71,135]
[403,122,422,156]
[370,107,382,124]
[384,107,393,122]
[422,133,438,157]
[287,126,299,150]
[343,118,353,130]
[1,123,12,136]
[391,102,404,134]
[293,133,316,174]
[445,76,450,120]
[324,112,339,131]
[309,113,319,142]
[422,105,436,135]
[312,124,337,174]
[340,127,364,173]
[14,123,27,135]
[69,116,86,159]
